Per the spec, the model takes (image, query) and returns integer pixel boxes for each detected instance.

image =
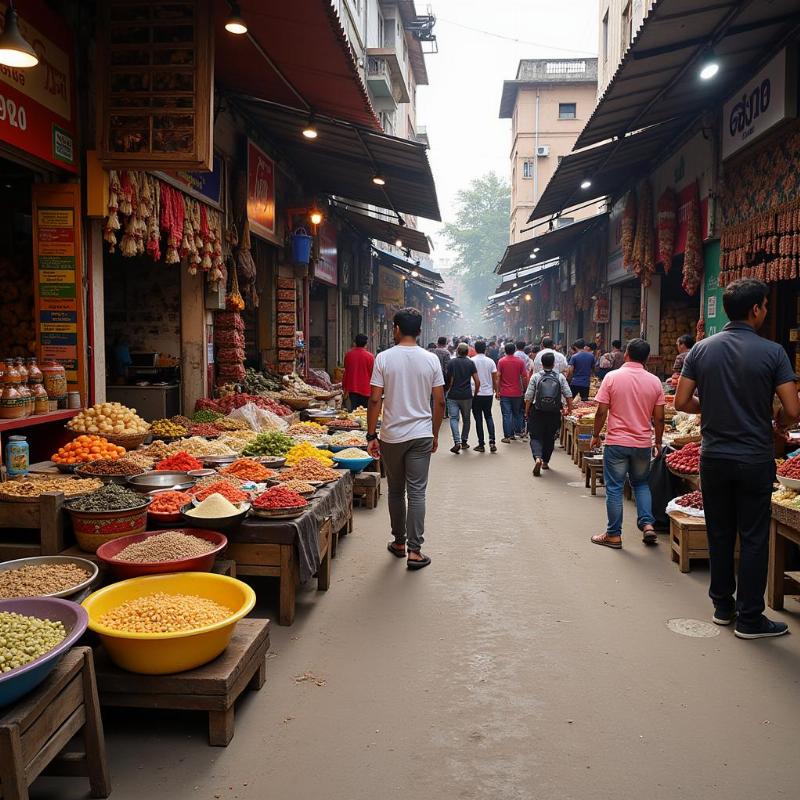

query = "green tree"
[440,172,510,323]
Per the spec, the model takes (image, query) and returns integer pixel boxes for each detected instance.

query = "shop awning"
[374,247,444,285]
[230,96,441,221]
[214,0,380,130]
[494,267,549,295]
[334,204,431,253]
[575,0,800,149]
[529,122,682,220]
[496,213,607,275]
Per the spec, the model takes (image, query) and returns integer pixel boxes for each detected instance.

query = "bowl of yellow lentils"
[81,572,255,674]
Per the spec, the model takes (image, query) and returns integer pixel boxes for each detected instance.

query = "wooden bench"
[94,618,270,747]
[0,647,110,800]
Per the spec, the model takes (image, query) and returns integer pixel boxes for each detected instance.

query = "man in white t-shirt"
[470,340,498,452]
[367,308,445,570]
[532,336,569,374]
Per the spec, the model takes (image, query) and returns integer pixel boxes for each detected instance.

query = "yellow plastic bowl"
[81,572,256,674]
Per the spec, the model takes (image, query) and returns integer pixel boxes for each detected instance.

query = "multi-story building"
[597,0,656,96]
[500,58,598,243]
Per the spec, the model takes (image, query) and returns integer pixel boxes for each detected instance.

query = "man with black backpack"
[524,351,573,476]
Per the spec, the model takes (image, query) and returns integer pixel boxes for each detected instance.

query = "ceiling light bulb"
[411,270,419,278]
[580,179,592,189]
[0,7,38,68]
[372,174,386,186]
[225,3,248,34]
[513,282,518,287]
[699,61,719,80]
[302,125,318,140]
[525,294,532,301]
[395,238,403,247]
[310,209,323,225]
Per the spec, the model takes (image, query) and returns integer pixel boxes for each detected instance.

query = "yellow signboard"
[378,265,404,306]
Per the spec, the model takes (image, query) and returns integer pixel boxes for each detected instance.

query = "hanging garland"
[632,180,655,287]
[621,190,637,269]
[103,169,224,284]
[657,187,677,272]
[682,181,703,296]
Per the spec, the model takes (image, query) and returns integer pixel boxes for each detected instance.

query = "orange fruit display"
[52,435,126,465]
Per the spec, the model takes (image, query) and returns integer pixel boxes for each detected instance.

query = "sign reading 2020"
[722,47,797,160]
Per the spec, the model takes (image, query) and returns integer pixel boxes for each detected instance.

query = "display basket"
[65,426,150,451]
[671,435,701,449]
[771,500,800,529]
[281,397,313,410]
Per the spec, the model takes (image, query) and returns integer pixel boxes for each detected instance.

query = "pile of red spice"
[149,490,192,514]
[191,481,249,504]
[188,423,222,438]
[155,451,203,472]
[253,486,308,509]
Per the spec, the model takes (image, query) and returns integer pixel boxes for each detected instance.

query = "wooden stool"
[584,456,604,495]
[94,618,270,747]
[353,472,380,510]
[0,647,110,800]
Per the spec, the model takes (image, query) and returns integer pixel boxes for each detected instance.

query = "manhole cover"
[666,618,720,638]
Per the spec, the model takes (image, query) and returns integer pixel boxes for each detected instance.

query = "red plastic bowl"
[95,528,228,579]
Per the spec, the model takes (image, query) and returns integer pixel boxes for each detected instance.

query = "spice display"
[333,447,370,459]
[113,531,216,563]
[122,452,156,472]
[68,402,149,436]
[277,480,316,494]
[0,475,103,500]
[327,418,361,430]
[657,187,677,271]
[285,442,334,466]
[188,422,222,438]
[277,458,342,483]
[287,422,326,436]
[253,486,308,510]
[243,367,283,394]
[185,494,243,519]
[151,436,235,457]
[195,393,292,417]
[217,431,259,452]
[622,190,636,269]
[68,484,149,512]
[632,180,655,286]
[773,487,800,507]
[241,431,293,457]
[220,458,276,482]
[171,415,193,428]
[665,442,701,474]
[672,412,701,437]
[191,409,223,424]
[155,451,203,472]
[213,417,250,431]
[52,436,126,465]
[78,458,144,476]
[0,563,92,598]
[675,491,704,510]
[330,431,367,447]
[140,440,172,461]
[682,181,703,296]
[149,491,193,515]
[0,611,66,673]
[192,473,244,492]
[150,418,188,438]
[777,457,800,478]
[191,481,249,504]
[98,592,231,634]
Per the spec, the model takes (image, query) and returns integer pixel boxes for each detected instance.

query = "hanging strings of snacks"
[621,190,637,269]
[682,182,703,296]
[103,169,224,284]
[631,180,655,287]
[657,187,677,272]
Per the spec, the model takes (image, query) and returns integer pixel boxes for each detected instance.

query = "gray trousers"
[380,437,433,552]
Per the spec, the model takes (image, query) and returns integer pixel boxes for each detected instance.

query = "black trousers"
[527,411,561,463]
[471,395,496,445]
[700,456,775,623]
[348,392,369,410]
[571,385,590,401]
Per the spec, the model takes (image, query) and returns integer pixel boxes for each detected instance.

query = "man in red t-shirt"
[496,341,528,442]
[343,334,375,409]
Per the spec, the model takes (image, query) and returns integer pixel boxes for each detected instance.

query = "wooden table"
[584,455,604,495]
[94,618,270,747]
[768,518,800,610]
[0,647,110,800]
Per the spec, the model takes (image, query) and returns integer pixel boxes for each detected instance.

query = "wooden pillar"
[88,221,106,405]
[180,269,208,413]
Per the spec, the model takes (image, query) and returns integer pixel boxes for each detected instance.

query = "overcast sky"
[418,0,599,262]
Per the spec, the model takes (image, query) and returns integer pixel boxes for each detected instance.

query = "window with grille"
[522,160,534,179]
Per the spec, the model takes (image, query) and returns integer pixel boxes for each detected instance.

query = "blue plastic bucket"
[291,228,313,264]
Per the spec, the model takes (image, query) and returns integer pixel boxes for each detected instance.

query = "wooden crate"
[668,510,739,573]
[353,471,380,510]
[0,492,67,560]
[94,618,269,747]
[0,647,110,800]
[584,456,604,496]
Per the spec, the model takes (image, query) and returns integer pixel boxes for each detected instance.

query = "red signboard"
[314,224,338,286]
[246,139,276,241]
[0,1,77,172]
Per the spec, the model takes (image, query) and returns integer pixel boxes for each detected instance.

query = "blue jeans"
[500,396,524,438]
[603,445,654,536]
[447,398,472,445]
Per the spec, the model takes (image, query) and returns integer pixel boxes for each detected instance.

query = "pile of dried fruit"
[287,422,326,436]
[155,451,203,472]
[665,442,700,475]
[220,458,276,482]
[78,458,143,476]
[277,458,341,483]
[327,418,361,430]
[52,436,126,465]
[675,491,703,510]
[188,423,222,438]
[150,418,188,438]
[148,490,193,515]
[0,562,92,598]
[276,479,315,494]
[253,486,308,509]
[777,457,800,479]
[0,475,103,499]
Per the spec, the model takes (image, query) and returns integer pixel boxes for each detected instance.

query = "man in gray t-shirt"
[676,279,800,639]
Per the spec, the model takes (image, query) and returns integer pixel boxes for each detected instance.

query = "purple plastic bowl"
[0,598,88,706]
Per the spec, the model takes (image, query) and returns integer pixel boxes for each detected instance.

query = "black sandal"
[407,552,431,570]
[387,542,406,558]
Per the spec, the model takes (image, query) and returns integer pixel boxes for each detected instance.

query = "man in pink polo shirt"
[589,338,665,549]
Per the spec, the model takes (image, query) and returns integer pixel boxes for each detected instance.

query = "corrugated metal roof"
[529,121,683,220]
[576,0,800,148]
[374,248,444,286]
[335,206,430,253]
[231,96,441,221]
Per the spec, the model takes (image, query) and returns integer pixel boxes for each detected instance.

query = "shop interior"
[658,257,701,377]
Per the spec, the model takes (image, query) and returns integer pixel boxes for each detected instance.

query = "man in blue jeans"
[588,339,665,549]
[496,341,527,442]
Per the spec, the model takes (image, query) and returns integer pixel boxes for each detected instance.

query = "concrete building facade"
[597,0,656,96]
[500,58,599,243]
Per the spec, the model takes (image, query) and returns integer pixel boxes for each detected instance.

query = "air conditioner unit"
[536,145,550,157]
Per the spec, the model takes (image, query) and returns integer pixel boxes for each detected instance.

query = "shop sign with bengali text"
[314,224,338,286]
[246,139,276,241]
[722,47,797,160]
[378,265,404,306]
[32,184,85,398]
[0,1,77,171]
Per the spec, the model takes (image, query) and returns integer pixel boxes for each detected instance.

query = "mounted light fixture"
[309,206,323,226]
[0,3,38,68]
[513,282,518,288]
[525,293,532,301]
[224,2,248,35]
[411,269,419,278]
[372,173,386,186]
[395,238,403,247]
[302,115,318,139]
[580,178,592,190]
[699,49,719,80]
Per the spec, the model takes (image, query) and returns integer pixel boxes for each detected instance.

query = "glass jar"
[26,357,43,384]
[41,360,67,404]
[14,357,28,385]
[0,381,24,420]
[32,383,49,414]
[6,435,29,476]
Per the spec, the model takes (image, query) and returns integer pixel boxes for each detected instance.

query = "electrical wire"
[436,16,597,57]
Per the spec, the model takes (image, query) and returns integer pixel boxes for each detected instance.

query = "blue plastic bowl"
[329,444,368,453]
[0,598,88,706]
[332,454,374,473]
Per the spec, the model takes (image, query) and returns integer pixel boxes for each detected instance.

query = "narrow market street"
[38,414,800,800]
